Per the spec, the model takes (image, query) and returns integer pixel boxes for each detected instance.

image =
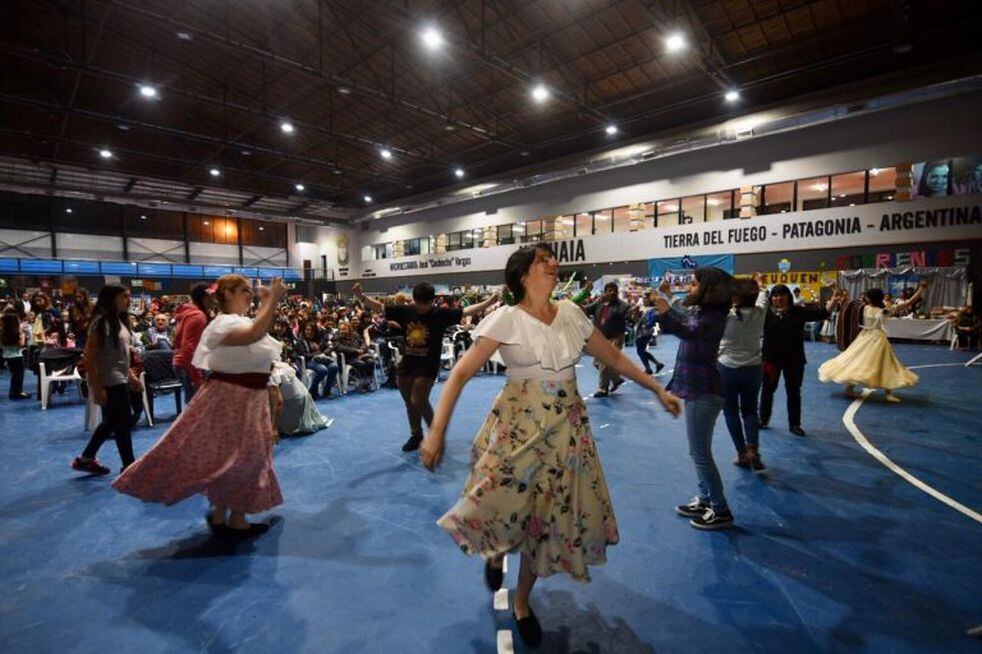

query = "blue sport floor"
[1,339,979,653]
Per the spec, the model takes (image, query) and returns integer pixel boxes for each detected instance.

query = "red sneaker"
[71,457,111,475]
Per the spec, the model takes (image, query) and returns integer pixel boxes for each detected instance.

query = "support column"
[434,233,447,254]
[628,203,645,231]
[739,185,759,219]
[392,240,405,258]
[895,163,914,201]
[542,216,567,241]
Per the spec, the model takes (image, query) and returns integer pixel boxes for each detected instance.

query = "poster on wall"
[912,160,953,198]
[888,274,921,299]
[737,271,834,304]
[952,155,982,195]
[647,254,735,299]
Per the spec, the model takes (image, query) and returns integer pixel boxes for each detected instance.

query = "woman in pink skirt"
[114,274,286,537]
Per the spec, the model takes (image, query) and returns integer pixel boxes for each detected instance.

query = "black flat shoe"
[789,426,806,437]
[225,522,270,538]
[401,434,423,452]
[484,560,504,592]
[513,608,542,648]
[206,513,227,535]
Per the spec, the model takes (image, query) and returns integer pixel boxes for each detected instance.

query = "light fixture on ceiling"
[664,32,686,53]
[870,168,879,176]
[454,167,465,178]
[338,87,351,95]
[176,31,192,41]
[531,84,550,104]
[99,148,113,159]
[65,208,73,214]
[363,195,373,203]
[295,183,305,192]
[724,89,740,103]
[203,220,209,225]
[140,214,147,220]
[380,148,393,160]
[813,184,827,192]
[885,195,893,200]
[209,168,220,177]
[259,226,264,231]
[605,124,619,135]
[139,84,158,99]
[420,26,444,50]
[280,121,295,134]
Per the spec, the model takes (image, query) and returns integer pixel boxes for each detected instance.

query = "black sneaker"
[401,434,423,452]
[675,497,710,518]
[789,425,806,437]
[513,608,542,648]
[609,379,624,394]
[749,454,766,473]
[593,390,609,398]
[484,560,504,592]
[655,362,665,374]
[759,420,770,430]
[690,507,735,530]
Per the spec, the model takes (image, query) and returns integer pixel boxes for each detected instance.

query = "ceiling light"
[65,208,73,214]
[838,193,847,198]
[295,183,305,191]
[140,214,147,220]
[333,169,343,175]
[117,124,130,131]
[259,226,264,231]
[531,84,550,104]
[176,31,192,41]
[241,150,251,156]
[363,195,373,203]
[870,168,879,176]
[203,220,209,225]
[605,124,619,135]
[98,148,113,159]
[885,195,893,200]
[139,84,158,99]
[280,121,294,134]
[849,203,856,207]
[338,87,351,95]
[379,148,393,160]
[454,167,465,178]
[209,168,220,177]
[724,89,740,103]
[664,32,686,53]
[420,26,444,50]
[813,184,827,192]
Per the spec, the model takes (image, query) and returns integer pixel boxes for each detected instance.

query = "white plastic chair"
[39,361,84,410]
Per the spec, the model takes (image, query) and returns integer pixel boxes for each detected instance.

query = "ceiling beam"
[123,177,138,193]
[244,194,263,207]
[187,186,204,200]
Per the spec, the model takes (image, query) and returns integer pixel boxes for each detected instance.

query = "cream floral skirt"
[437,378,619,582]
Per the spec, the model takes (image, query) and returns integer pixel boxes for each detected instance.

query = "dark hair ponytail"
[91,285,128,349]
[684,267,732,309]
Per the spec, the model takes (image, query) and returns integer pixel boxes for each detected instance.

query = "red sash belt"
[209,371,270,390]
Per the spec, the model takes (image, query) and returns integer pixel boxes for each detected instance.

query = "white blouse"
[192,313,282,374]
[472,300,596,381]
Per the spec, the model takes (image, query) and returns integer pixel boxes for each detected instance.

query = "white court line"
[496,630,515,654]
[493,588,509,610]
[842,383,982,525]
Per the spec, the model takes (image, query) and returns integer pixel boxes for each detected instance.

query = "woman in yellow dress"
[818,281,927,402]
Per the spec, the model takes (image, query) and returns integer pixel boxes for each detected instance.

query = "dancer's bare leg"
[208,505,227,525]
[513,552,538,619]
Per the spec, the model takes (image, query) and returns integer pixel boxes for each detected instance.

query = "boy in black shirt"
[354,282,498,451]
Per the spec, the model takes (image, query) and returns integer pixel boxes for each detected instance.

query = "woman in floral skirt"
[420,244,681,647]
[113,274,286,537]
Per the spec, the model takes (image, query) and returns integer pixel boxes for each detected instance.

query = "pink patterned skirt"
[113,378,283,514]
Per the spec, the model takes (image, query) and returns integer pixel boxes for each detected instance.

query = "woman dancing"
[113,275,286,536]
[652,268,735,529]
[420,244,681,647]
[819,281,926,402]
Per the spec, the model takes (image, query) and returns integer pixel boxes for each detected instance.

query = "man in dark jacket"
[585,282,630,397]
[760,284,830,436]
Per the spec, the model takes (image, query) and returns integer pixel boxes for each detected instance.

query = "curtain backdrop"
[837,267,968,309]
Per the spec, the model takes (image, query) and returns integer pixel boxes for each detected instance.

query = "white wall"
[189,242,239,266]
[58,233,124,260]
[0,229,51,258]
[290,223,359,279]
[242,245,287,267]
[361,90,982,247]
[127,237,186,263]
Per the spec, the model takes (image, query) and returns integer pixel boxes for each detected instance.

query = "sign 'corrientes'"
[344,194,982,279]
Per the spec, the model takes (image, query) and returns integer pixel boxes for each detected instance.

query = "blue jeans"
[307,359,339,396]
[175,366,196,403]
[685,394,728,511]
[717,363,762,452]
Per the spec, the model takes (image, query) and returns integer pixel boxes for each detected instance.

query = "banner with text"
[344,195,982,280]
